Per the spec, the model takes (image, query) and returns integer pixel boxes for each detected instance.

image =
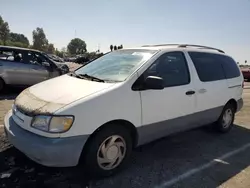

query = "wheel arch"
[82,119,139,153]
[226,98,237,111]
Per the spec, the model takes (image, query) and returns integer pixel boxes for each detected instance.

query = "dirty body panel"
[15,89,65,115]
[4,111,88,167]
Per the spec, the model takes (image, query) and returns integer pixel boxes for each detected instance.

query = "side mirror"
[42,62,50,67]
[144,76,164,90]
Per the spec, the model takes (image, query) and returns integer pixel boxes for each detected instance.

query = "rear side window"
[218,55,240,79]
[189,52,225,82]
[189,52,240,82]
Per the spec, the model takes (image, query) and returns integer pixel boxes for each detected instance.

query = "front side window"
[23,52,50,66]
[189,52,225,82]
[145,51,190,87]
[75,49,157,82]
[0,49,22,62]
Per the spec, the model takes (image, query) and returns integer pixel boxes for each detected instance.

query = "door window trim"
[132,51,191,91]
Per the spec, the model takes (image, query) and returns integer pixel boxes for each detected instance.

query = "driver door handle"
[186,90,195,95]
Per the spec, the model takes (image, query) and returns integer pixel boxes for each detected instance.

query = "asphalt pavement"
[0,82,250,188]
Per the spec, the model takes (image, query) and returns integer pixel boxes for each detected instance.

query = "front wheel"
[215,103,235,133]
[82,124,133,177]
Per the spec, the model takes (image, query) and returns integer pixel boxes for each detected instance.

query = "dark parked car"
[74,55,90,65]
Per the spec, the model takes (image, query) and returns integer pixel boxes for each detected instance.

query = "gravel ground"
[0,82,250,188]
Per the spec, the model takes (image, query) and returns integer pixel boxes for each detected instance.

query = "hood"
[15,75,115,115]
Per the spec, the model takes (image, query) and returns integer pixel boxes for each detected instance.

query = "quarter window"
[146,52,190,87]
[219,55,240,79]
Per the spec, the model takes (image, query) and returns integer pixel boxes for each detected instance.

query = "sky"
[1,0,250,64]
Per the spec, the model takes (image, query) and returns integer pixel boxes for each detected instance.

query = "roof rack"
[141,44,225,53]
[178,44,225,53]
[142,44,180,47]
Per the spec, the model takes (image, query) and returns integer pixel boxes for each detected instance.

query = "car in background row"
[241,68,250,81]
[47,54,64,63]
[0,46,69,92]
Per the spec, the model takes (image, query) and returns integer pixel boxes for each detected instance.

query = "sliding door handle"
[186,90,195,95]
[198,88,207,94]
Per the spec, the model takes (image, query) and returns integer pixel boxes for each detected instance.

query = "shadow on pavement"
[1,125,250,188]
[0,147,90,187]
[0,87,25,100]
[92,125,250,188]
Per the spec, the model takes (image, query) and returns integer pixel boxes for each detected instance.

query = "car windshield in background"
[75,49,157,82]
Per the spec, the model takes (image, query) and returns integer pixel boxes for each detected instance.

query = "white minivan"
[4,44,243,177]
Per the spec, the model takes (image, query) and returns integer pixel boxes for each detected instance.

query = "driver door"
[23,52,50,85]
[138,51,196,143]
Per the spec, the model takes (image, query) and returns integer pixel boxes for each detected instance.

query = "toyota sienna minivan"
[4,44,244,177]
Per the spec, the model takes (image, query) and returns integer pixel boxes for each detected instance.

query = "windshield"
[75,49,157,82]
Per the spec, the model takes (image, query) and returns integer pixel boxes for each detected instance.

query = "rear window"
[189,52,240,82]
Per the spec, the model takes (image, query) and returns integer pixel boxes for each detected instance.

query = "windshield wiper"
[68,72,86,79]
[78,74,105,82]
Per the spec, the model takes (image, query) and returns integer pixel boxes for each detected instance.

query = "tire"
[0,78,5,92]
[215,103,236,133]
[82,124,133,177]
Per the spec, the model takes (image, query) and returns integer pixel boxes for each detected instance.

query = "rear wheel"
[82,124,133,177]
[215,103,235,133]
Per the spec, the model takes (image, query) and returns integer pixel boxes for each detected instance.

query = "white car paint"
[9,47,244,143]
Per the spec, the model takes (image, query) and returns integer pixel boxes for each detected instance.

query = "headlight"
[31,115,74,133]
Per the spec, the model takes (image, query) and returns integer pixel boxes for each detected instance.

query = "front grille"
[12,105,25,123]
[15,105,34,117]
[12,105,33,131]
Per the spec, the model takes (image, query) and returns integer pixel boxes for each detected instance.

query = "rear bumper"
[236,98,243,112]
[4,111,89,167]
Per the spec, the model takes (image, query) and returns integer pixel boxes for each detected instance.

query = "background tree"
[55,49,64,58]
[61,47,67,53]
[110,44,113,51]
[114,45,117,50]
[67,38,87,55]
[9,32,29,47]
[0,16,10,45]
[32,27,48,51]
[47,43,55,54]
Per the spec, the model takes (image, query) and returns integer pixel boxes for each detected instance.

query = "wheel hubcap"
[222,109,233,128]
[97,135,126,170]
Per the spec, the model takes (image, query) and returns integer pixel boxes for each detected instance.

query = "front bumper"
[4,111,89,167]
